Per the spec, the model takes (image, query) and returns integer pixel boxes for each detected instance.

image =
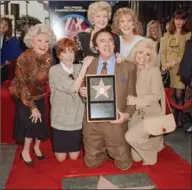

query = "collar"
[98,53,116,65]
[60,62,73,74]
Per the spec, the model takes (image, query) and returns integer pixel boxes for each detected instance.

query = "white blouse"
[119,35,144,59]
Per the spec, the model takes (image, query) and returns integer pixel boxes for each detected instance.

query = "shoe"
[20,152,34,167]
[33,148,46,160]
[185,126,192,133]
[177,124,183,128]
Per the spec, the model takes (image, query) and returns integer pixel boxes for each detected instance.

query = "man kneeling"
[80,28,137,170]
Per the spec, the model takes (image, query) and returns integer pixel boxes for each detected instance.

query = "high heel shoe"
[32,148,46,160]
[20,152,34,167]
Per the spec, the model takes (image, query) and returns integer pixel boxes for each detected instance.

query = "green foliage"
[15,15,41,32]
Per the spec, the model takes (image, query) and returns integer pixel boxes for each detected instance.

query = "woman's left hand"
[110,110,130,124]
[127,95,137,105]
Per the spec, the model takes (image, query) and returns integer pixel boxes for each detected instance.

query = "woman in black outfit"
[178,37,192,133]
[75,1,119,62]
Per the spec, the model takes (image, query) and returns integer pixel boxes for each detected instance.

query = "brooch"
[69,74,75,80]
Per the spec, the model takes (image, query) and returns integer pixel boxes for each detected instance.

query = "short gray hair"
[24,24,55,48]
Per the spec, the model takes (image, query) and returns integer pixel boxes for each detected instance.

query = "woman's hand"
[79,87,87,98]
[127,95,137,105]
[161,65,169,72]
[82,56,95,69]
[168,60,176,67]
[29,108,42,123]
[110,110,130,124]
[116,53,123,64]
[162,61,177,71]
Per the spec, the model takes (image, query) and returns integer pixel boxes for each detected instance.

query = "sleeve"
[49,66,78,96]
[15,55,36,109]
[124,63,137,117]
[113,34,120,54]
[75,33,84,62]
[160,33,168,67]
[178,40,192,85]
[136,67,163,109]
[177,32,192,66]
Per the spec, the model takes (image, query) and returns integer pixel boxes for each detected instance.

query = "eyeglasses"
[169,38,180,48]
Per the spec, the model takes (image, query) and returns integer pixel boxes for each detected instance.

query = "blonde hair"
[87,1,112,24]
[112,8,142,35]
[24,24,56,48]
[127,38,158,68]
[146,20,162,42]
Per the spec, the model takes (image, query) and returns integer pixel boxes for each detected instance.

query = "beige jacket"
[49,64,84,131]
[129,66,165,127]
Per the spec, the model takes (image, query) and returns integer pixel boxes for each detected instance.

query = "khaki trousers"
[83,121,132,170]
[125,118,164,165]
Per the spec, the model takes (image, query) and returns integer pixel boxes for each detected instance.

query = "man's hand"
[79,87,87,98]
[110,110,130,124]
[29,108,42,123]
[127,95,137,105]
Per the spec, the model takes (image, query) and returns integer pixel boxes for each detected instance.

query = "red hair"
[56,38,77,57]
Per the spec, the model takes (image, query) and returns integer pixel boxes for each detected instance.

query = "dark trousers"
[1,65,9,84]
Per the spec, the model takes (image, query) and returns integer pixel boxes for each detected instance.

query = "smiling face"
[59,48,75,67]
[150,22,158,37]
[174,17,186,30]
[95,32,115,59]
[92,10,109,30]
[135,47,151,67]
[118,14,134,36]
[32,33,49,56]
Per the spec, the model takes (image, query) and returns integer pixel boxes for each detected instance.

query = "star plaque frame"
[86,75,117,122]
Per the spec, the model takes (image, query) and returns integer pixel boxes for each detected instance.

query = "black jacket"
[178,39,192,86]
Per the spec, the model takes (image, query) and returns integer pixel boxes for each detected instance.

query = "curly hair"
[87,1,112,25]
[112,8,142,35]
[168,10,189,35]
[127,38,158,68]
[146,20,162,42]
[56,38,77,58]
[24,24,56,48]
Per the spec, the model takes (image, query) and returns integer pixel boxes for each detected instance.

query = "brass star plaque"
[86,75,117,122]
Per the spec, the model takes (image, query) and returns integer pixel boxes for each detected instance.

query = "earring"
[91,23,95,30]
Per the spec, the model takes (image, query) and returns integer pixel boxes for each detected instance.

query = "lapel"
[114,61,122,81]
[58,64,70,78]
[88,57,99,74]
[58,63,80,78]
[87,57,125,86]
[88,57,123,75]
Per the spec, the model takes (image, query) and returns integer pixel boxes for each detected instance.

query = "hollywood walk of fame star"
[91,79,112,99]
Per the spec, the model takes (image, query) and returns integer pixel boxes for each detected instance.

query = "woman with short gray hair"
[9,24,55,167]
